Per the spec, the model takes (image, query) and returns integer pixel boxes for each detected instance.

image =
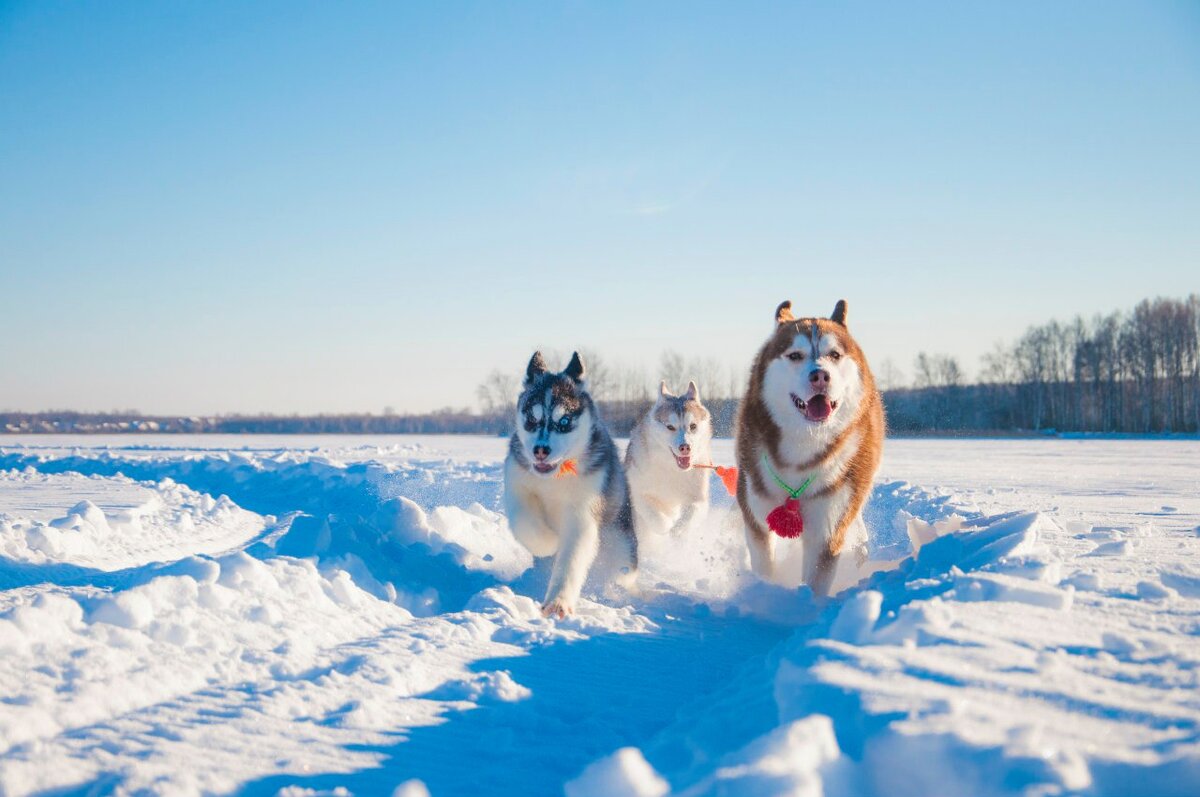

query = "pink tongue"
[676,455,691,469]
[805,395,832,421]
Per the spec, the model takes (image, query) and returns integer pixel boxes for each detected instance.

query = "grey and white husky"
[625,381,713,539]
[503,351,638,618]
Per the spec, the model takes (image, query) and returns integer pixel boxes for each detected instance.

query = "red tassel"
[767,497,804,538]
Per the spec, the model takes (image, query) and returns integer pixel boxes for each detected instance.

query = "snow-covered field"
[0,435,1197,797]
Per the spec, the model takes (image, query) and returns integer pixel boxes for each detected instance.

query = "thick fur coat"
[735,300,885,596]
[625,381,713,540]
[503,351,638,618]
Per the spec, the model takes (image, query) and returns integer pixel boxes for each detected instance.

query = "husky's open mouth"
[791,392,839,423]
[532,461,557,474]
[673,453,692,470]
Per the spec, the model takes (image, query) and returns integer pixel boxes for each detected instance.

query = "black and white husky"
[625,381,713,540]
[503,351,638,618]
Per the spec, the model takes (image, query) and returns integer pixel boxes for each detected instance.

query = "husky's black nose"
[533,445,551,461]
[678,443,691,455]
[809,369,830,390]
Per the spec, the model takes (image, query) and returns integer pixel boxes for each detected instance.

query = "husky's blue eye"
[557,417,571,432]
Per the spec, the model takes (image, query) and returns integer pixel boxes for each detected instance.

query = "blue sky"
[2,1,1198,414]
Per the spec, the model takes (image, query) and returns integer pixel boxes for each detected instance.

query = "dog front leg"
[805,545,838,598]
[802,504,841,597]
[631,493,672,538]
[542,514,600,619]
[504,490,558,558]
[744,519,776,582]
[741,474,778,582]
[803,490,858,597]
[667,500,705,536]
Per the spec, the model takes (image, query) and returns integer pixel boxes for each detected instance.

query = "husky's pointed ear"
[831,300,848,328]
[775,300,795,326]
[684,380,700,402]
[564,351,586,384]
[658,380,672,401]
[525,351,548,385]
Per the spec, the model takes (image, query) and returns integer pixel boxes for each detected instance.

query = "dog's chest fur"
[735,312,885,558]
[505,459,605,528]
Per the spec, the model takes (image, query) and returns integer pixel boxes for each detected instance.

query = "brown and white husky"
[735,299,885,596]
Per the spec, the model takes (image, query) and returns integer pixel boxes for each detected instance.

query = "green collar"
[761,454,815,499]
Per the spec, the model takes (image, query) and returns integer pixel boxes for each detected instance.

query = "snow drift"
[0,435,1197,796]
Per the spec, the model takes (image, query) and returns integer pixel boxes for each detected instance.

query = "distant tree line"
[888,295,1200,434]
[5,296,1196,436]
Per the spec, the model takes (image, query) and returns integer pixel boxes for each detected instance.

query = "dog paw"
[540,597,574,619]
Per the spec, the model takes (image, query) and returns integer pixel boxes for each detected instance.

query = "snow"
[565,748,669,797]
[0,469,265,583]
[0,435,1197,796]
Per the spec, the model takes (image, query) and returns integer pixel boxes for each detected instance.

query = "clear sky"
[2,1,1198,415]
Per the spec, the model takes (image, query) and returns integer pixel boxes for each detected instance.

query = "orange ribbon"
[695,463,739,497]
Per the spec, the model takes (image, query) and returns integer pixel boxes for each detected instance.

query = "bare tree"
[936,356,963,387]
[476,370,519,415]
[727,362,746,399]
[876,358,906,391]
[685,356,724,398]
[659,350,686,393]
[615,364,650,404]
[913,353,937,389]
[980,344,1014,384]
[577,348,615,401]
